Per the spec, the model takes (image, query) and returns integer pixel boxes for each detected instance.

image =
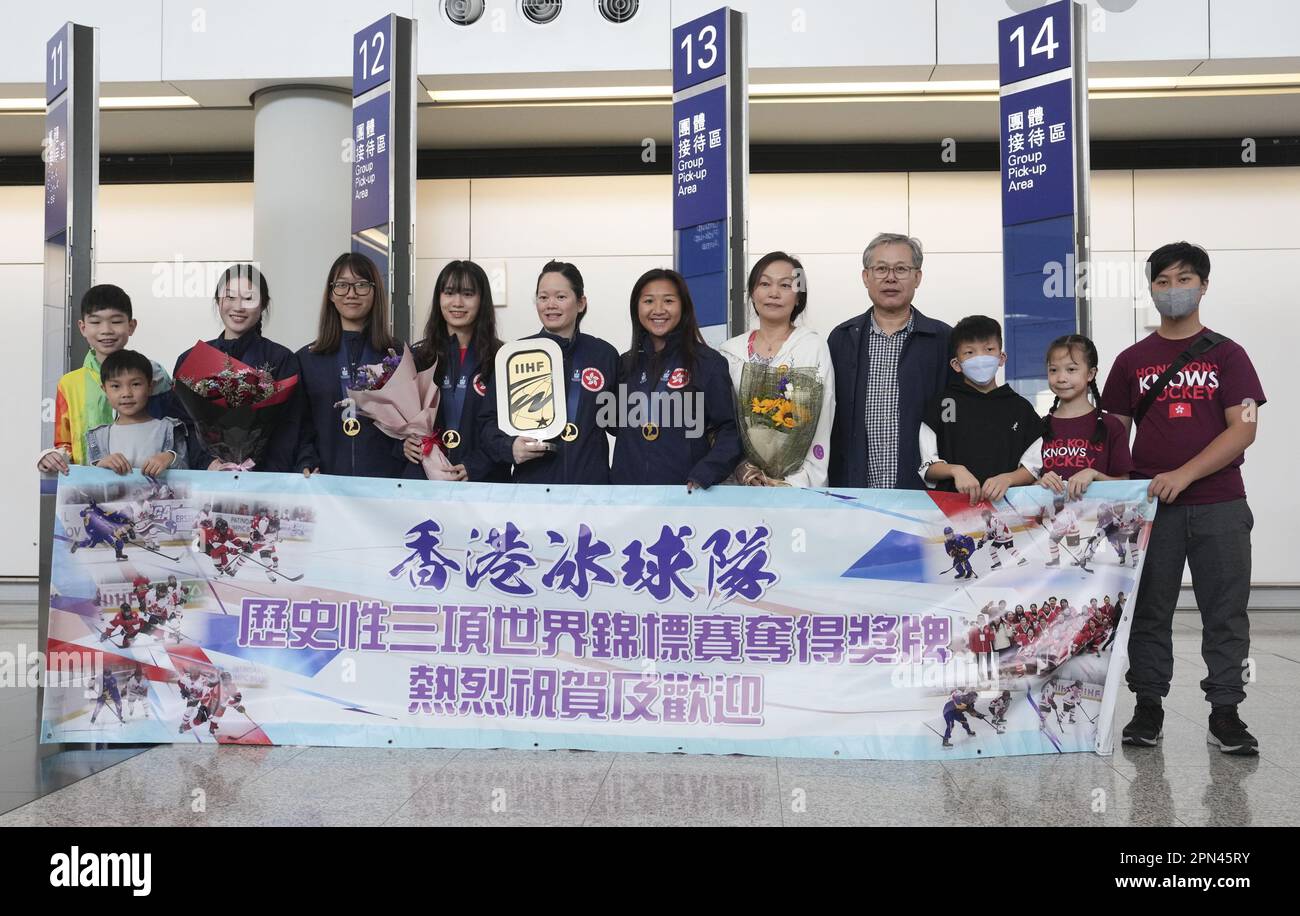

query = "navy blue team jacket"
[171,327,301,473]
[610,332,741,488]
[479,329,621,485]
[294,330,408,479]
[405,339,509,482]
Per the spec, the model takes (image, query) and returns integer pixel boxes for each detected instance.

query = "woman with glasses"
[479,261,620,484]
[403,260,508,481]
[610,268,741,490]
[171,263,301,472]
[294,252,407,478]
[718,251,835,487]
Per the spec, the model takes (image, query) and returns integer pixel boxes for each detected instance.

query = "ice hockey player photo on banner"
[41,467,1153,760]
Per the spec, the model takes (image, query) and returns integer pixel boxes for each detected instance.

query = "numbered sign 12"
[353,15,392,96]
[673,8,727,93]
[998,0,1071,86]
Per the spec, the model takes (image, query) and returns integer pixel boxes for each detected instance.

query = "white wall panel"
[415,179,470,258]
[1134,167,1300,251]
[469,175,671,259]
[5,264,45,576]
[909,172,1003,253]
[0,186,46,264]
[749,173,909,257]
[97,183,254,264]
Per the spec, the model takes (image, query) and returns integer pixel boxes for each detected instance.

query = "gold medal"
[561,422,579,442]
[342,417,361,437]
[642,423,659,441]
[443,429,461,449]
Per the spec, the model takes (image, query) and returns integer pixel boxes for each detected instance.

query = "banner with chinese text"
[40,468,1153,759]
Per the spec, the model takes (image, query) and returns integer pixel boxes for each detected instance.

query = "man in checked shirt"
[827,233,954,489]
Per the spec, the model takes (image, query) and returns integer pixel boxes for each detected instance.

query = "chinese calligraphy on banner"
[41,468,1153,760]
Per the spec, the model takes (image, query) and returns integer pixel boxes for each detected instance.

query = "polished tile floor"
[2,611,1297,827]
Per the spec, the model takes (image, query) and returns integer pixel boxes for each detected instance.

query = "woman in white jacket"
[720,251,835,488]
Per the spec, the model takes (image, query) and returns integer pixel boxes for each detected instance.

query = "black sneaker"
[1208,706,1259,755]
[1122,702,1163,746]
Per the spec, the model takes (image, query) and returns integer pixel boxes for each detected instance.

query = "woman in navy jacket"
[479,261,620,485]
[610,268,740,489]
[172,263,301,473]
[294,252,407,479]
[403,260,508,482]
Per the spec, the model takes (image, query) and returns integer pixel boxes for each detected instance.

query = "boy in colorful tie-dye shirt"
[36,284,172,473]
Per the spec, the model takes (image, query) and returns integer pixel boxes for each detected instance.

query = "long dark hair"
[413,260,501,379]
[623,268,704,379]
[1044,334,1105,445]
[214,263,270,337]
[310,252,398,355]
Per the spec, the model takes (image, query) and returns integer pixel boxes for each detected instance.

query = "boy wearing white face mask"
[1101,242,1265,755]
[917,315,1044,506]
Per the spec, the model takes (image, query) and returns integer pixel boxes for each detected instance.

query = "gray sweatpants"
[1125,498,1253,707]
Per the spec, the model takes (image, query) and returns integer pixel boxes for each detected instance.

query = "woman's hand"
[512,437,548,464]
[403,436,424,464]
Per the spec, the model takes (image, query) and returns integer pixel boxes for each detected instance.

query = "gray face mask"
[1151,286,1202,319]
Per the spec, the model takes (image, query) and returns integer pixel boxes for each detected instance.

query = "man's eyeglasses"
[331,280,375,296]
[867,265,917,279]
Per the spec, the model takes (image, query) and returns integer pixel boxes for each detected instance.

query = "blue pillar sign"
[998,0,1090,400]
[671,8,747,345]
[351,94,391,235]
[40,21,98,756]
[351,13,416,340]
[42,22,98,438]
[43,102,68,244]
[43,29,70,241]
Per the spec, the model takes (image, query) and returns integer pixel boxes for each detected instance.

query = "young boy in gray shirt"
[86,349,188,474]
